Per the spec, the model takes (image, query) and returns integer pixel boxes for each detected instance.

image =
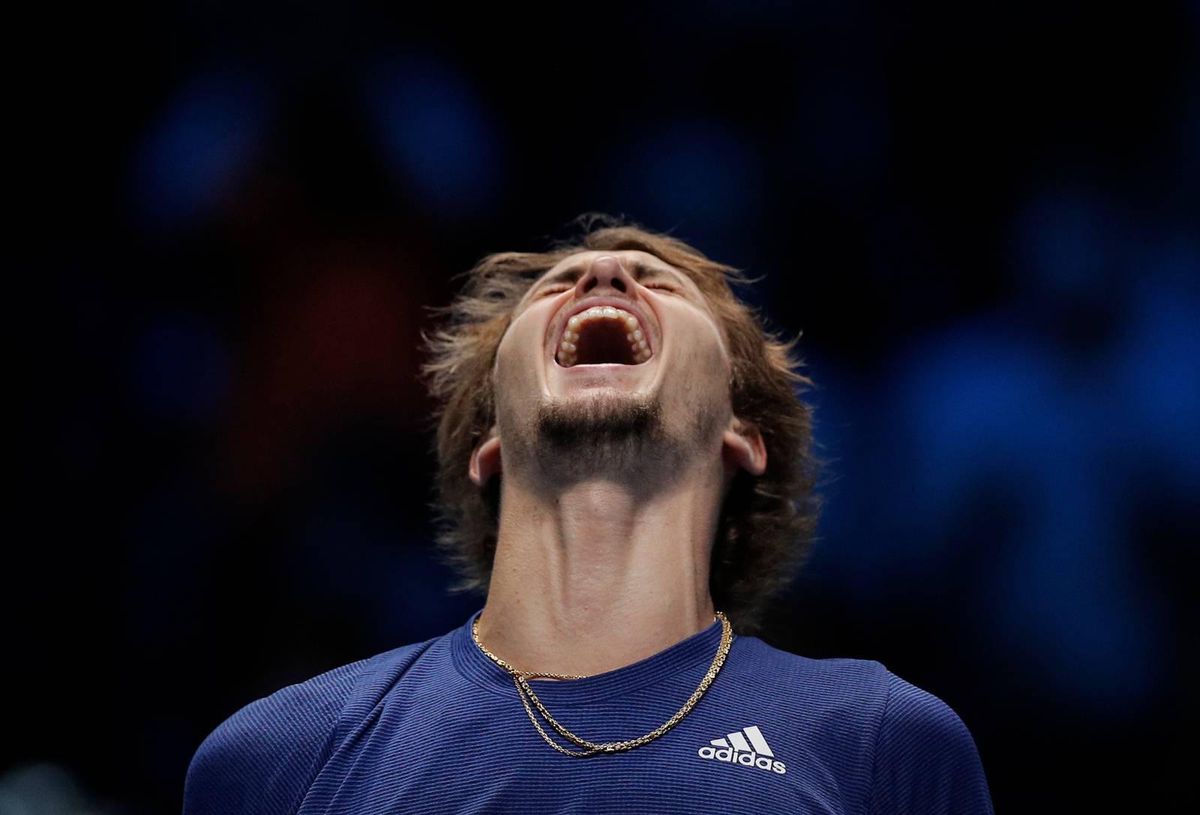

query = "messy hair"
[422,215,818,634]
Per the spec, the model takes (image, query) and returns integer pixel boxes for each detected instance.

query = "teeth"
[555,305,653,367]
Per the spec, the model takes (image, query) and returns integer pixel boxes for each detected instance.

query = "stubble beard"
[540,389,657,439]
[532,390,677,483]
[522,388,724,487]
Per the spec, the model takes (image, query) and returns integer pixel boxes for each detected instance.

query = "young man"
[184,220,995,814]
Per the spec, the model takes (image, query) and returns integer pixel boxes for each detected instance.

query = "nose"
[575,255,633,296]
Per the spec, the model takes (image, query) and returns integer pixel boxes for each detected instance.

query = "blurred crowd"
[12,2,1196,812]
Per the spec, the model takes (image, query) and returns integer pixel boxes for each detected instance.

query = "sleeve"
[867,671,995,815]
[182,678,348,815]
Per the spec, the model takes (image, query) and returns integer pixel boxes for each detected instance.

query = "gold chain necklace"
[471,611,733,757]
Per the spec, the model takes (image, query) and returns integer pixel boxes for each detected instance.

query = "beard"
[525,390,678,483]
[493,367,728,489]
[537,390,661,447]
[522,387,723,487]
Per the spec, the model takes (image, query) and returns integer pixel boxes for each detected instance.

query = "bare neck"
[475,465,724,679]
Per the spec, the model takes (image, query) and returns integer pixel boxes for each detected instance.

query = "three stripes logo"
[697,725,787,774]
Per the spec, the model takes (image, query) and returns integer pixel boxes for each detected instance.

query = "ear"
[468,433,503,486]
[721,417,767,478]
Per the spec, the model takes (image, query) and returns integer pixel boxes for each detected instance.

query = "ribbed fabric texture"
[184,608,994,814]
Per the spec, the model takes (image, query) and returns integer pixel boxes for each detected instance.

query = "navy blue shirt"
[184,608,994,814]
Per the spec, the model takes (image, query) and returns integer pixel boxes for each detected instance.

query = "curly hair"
[422,215,819,634]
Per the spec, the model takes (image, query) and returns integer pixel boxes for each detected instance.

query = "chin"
[536,391,662,447]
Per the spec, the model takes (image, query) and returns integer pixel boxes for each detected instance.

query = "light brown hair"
[422,215,818,634]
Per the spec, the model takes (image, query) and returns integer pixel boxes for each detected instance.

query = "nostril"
[580,276,626,293]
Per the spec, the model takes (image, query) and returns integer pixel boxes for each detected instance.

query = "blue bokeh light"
[601,119,765,266]
[131,68,271,229]
[1115,248,1200,483]
[805,296,1189,712]
[1014,187,1122,296]
[363,54,503,219]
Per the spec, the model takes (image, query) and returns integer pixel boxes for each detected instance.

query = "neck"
[476,461,723,678]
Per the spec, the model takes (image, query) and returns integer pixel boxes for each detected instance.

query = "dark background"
[10,2,1197,812]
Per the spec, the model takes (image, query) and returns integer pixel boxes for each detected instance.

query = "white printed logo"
[697,725,786,774]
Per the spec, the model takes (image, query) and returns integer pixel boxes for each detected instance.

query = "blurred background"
[9,1,1197,812]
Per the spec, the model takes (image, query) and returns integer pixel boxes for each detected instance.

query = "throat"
[481,476,722,678]
[503,462,727,578]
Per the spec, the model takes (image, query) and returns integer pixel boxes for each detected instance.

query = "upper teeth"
[557,305,651,367]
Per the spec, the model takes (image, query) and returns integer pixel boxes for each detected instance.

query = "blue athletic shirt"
[184,608,995,814]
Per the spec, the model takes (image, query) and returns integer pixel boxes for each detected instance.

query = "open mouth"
[556,305,651,368]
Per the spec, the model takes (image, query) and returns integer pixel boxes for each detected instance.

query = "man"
[184,218,995,814]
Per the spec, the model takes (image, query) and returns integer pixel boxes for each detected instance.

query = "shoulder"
[735,636,892,717]
[738,639,986,753]
[183,635,443,815]
[874,670,980,756]
[868,669,995,815]
[733,638,893,784]
[733,639,992,814]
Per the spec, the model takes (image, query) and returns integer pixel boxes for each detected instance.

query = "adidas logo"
[697,725,787,775]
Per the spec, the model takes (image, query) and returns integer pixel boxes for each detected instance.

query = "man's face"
[489,250,736,477]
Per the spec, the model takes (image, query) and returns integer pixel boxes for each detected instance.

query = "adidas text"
[696,747,786,775]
